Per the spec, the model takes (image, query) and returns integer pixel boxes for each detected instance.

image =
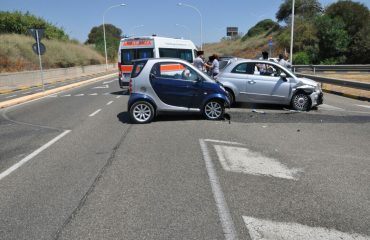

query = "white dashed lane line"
[89,93,98,96]
[89,109,101,117]
[106,101,114,105]
[75,94,84,96]
[116,96,121,99]
[5,95,17,99]
[356,104,370,109]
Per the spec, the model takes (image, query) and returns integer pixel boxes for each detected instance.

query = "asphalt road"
[0,76,369,240]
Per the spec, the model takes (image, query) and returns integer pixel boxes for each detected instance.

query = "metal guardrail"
[293,64,370,73]
[296,73,370,91]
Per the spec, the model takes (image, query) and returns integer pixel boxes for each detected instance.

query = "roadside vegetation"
[0,11,104,72]
[204,0,370,64]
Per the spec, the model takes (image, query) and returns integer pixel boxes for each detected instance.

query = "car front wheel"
[130,101,155,124]
[291,93,310,111]
[203,100,224,120]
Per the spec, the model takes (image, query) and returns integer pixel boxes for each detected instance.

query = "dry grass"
[203,32,283,59]
[0,34,104,72]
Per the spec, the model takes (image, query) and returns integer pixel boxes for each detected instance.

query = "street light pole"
[177,3,203,50]
[103,3,126,70]
[290,0,295,64]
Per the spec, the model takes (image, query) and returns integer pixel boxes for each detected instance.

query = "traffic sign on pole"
[32,42,46,55]
[28,28,45,42]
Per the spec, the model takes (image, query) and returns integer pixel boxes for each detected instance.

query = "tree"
[315,15,349,63]
[276,0,322,23]
[86,24,122,44]
[325,1,370,64]
[242,19,280,41]
[85,24,122,60]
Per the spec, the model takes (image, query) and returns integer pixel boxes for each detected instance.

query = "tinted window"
[121,48,153,65]
[231,63,255,74]
[131,60,147,78]
[159,48,194,63]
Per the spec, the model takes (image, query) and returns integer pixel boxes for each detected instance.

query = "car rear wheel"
[291,93,310,111]
[203,100,224,120]
[130,101,155,124]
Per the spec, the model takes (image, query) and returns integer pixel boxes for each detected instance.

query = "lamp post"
[177,3,203,50]
[128,24,144,36]
[175,23,190,38]
[289,0,295,64]
[103,3,126,70]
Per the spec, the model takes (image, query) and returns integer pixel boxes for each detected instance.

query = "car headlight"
[315,83,322,92]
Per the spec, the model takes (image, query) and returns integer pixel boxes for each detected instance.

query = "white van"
[117,36,198,88]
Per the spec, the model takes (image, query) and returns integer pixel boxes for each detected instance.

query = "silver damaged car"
[216,59,323,111]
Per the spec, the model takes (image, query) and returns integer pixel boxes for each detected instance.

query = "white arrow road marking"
[243,216,370,240]
[93,84,109,89]
[103,80,114,84]
[89,93,98,96]
[356,105,370,109]
[199,139,238,240]
[214,145,302,180]
[320,104,344,111]
[204,139,246,146]
[75,94,84,96]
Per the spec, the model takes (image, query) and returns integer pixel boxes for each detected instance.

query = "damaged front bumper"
[310,91,324,107]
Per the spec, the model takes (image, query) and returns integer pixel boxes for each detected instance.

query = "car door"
[244,62,291,103]
[150,62,200,108]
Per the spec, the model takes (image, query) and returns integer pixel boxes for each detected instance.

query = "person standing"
[204,54,220,78]
[278,54,291,69]
[193,51,205,71]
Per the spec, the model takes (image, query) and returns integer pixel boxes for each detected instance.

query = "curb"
[323,89,370,102]
[0,73,117,109]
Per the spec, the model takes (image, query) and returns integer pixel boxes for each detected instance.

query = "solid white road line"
[243,216,370,240]
[5,95,17,99]
[106,101,113,105]
[199,139,238,240]
[356,104,370,109]
[0,130,71,181]
[89,109,101,117]
[214,145,301,180]
[116,96,121,99]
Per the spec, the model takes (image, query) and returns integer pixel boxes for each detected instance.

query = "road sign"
[28,28,45,42]
[32,42,46,55]
[268,39,273,47]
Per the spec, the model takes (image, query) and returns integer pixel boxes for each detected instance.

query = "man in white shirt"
[193,51,205,71]
[278,54,291,69]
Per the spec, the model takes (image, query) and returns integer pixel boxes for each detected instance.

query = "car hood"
[296,77,318,87]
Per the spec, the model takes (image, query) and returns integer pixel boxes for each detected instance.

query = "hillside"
[203,27,282,59]
[0,34,104,73]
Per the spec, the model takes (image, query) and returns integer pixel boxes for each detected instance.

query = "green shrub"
[242,19,280,41]
[293,52,310,64]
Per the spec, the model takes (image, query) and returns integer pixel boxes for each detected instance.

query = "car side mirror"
[149,73,156,81]
[280,72,287,79]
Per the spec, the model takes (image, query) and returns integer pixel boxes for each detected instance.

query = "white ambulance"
[117,36,198,88]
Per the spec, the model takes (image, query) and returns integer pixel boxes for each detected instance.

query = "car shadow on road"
[117,112,131,124]
[110,90,129,96]
[117,111,207,124]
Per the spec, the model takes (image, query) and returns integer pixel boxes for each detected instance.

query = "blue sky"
[1,0,370,45]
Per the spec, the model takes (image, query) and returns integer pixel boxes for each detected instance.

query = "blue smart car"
[127,58,230,123]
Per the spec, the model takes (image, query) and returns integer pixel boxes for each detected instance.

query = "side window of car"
[158,62,198,81]
[255,63,282,77]
[232,63,255,75]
